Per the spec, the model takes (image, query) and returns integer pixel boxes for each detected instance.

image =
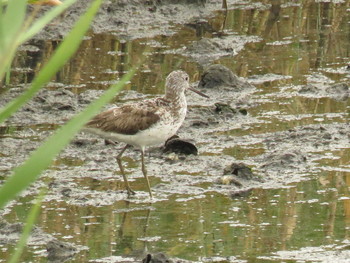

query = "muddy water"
[1,1,350,262]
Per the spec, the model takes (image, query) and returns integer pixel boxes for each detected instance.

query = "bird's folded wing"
[86,103,161,135]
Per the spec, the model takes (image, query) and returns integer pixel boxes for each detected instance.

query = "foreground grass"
[0,0,138,261]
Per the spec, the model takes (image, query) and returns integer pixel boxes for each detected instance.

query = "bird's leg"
[116,144,136,197]
[141,149,153,198]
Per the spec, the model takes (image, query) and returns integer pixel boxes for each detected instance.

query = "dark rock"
[214,103,248,116]
[219,163,260,187]
[239,108,248,115]
[230,188,253,199]
[143,254,152,263]
[46,239,78,262]
[164,136,198,155]
[198,64,240,90]
[223,163,254,180]
[61,188,72,197]
[142,252,174,263]
[190,119,210,127]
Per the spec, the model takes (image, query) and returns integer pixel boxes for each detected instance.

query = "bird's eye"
[185,76,189,81]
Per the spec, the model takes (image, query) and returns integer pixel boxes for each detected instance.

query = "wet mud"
[0,0,349,262]
[29,0,218,41]
[0,218,82,262]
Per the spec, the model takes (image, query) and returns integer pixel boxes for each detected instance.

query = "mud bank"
[1,0,349,262]
[1,65,348,205]
[30,0,221,41]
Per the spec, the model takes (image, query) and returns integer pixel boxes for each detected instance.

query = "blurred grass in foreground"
[0,0,139,261]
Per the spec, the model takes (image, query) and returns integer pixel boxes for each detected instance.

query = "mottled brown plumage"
[87,98,170,135]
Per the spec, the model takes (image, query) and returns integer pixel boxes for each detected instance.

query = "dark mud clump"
[28,0,220,41]
[47,239,78,262]
[142,252,173,263]
[298,82,349,101]
[0,218,79,262]
[142,252,190,263]
[223,162,254,180]
[199,64,245,90]
[230,188,253,199]
[182,35,260,66]
[163,135,198,155]
[0,86,79,125]
[214,102,248,116]
[218,163,261,188]
[260,151,307,171]
[182,63,255,130]
[31,88,77,112]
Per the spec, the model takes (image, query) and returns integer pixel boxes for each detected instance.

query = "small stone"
[142,252,174,263]
[217,175,243,186]
[61,188,72,197]
[164,136,198,155]
[165,152,179,161]
[223,163,254,180]
[72,138,98,147]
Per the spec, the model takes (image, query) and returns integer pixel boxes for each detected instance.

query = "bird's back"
[84,97,185,148]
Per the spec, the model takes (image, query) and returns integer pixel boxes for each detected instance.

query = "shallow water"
[1,0,350,262]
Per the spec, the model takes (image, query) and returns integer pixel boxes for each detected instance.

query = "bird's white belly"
[84,101,187,150]
[131,120,180,147]
[84,117,183,149]
[115,109,186,148]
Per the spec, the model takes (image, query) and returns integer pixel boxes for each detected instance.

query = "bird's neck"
[165,90,187,112]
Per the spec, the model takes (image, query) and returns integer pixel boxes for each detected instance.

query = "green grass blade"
[7,189,46,263]
[2,0,27,46]
[0,67,137,209]
[20,0,78,44]
[0,2,4,52]
[0,0,77,80]
[0,0,102,124]
[0,0,27,79]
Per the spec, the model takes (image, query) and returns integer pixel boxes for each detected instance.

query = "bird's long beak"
[188,87,209,98]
